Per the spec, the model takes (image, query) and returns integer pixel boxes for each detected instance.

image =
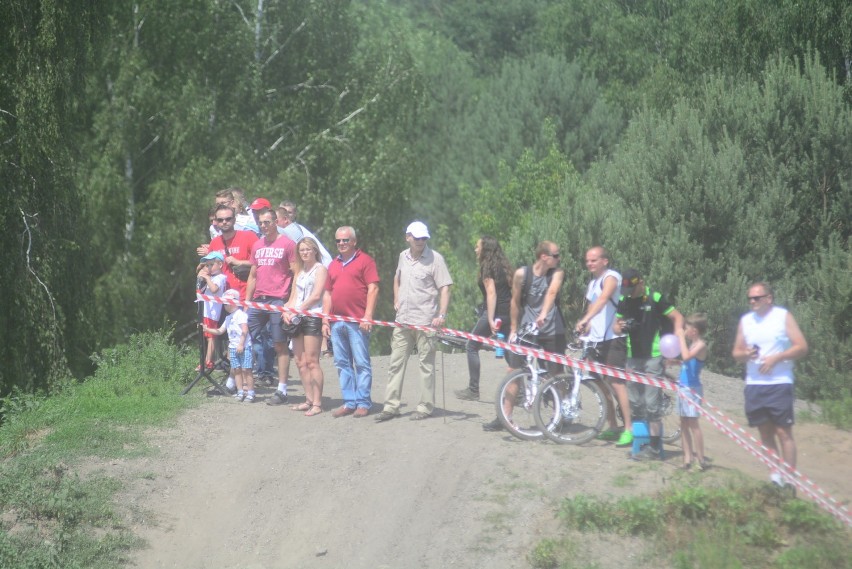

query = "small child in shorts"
[676,313,708,470]
[204,289,255,402]
[198,251,228,370]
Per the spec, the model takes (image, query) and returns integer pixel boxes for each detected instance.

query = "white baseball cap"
[405,221,430,239]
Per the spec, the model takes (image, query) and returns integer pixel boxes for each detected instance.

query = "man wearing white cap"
[375,221,453,421]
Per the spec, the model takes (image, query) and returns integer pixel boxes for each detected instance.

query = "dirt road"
[114,352,850,569]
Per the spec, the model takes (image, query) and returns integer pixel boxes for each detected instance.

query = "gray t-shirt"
[522,269,565,336]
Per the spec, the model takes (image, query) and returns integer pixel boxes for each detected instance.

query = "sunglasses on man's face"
[335,238,351,244]
[216,216,234,223]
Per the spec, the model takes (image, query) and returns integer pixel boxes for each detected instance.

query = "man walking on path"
[613,268,683,459]
[323,226,380,418]
[576,246,633,447]
[732,281,808,488]
[375,221,453,422]
[245,208,298,405]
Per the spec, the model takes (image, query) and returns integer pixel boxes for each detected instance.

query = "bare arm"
[509,267,524,337]
[732,321,755,363]
[203,322,226,336]
[237,323,249,353]
[431,285,451,328]
[536,268,564,329]
[675,326,707,361]
[577,274,618,333]
[245,265,258,300]
[667,308,685,336]
[482,277,498,332]
[282,270,302,323]
[361,282,379,332]
[321,290,333,338]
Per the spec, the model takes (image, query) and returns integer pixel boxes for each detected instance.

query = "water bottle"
[493,318,505,358]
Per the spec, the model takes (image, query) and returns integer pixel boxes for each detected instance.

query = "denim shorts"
[677,385,703,418]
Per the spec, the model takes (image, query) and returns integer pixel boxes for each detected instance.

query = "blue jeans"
[252,321,276,378]
[331,322,373,409]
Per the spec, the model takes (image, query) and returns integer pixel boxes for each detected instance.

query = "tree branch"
[20,208,60,347]
[230,0,251,29]
[263,20,306,68]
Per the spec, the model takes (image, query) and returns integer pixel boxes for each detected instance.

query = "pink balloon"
[659,334,680,359]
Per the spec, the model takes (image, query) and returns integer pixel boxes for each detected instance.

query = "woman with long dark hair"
[455,236,513,401]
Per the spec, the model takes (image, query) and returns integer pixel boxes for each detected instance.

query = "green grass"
[0,330,198,568]
[531,473,851,569]
[819,395,852,429]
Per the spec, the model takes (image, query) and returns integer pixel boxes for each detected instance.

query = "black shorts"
[745,384,795,427]
[293,315,323,338]
[593,336,627,381]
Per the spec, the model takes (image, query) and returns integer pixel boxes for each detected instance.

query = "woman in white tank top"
[285,237,328,416]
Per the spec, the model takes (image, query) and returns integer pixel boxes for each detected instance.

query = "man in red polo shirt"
[322,226,380,418]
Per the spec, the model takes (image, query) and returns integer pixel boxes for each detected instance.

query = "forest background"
[2,0,850,422]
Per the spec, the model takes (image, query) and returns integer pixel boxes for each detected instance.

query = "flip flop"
[304,405,323,417]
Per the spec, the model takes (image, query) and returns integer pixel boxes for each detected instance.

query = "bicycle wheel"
[534,375,608,445]
[660,391,681,444]
[495,369,555,441]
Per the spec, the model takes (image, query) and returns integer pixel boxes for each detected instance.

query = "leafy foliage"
[1,0,849,411]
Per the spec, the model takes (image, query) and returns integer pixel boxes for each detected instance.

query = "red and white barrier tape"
[197,291,851,526]
[679,390,850,526]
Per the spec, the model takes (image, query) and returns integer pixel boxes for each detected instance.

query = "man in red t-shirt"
[322,226,380,418]
[204,204,256,300]
[246,208,297,405]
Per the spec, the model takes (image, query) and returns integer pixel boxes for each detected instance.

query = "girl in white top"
[285,237,328,416]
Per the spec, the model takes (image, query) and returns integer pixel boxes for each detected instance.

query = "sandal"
[409,411,431,421]
[290,402,312,411]
[304,405,323,417]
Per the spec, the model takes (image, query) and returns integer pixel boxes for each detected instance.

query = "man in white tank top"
[576,246,633,447]
[733,281,808,488]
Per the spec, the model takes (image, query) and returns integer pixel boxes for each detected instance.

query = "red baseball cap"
[249,198,271,210]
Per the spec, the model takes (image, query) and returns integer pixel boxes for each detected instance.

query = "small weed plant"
[0,330,197,568]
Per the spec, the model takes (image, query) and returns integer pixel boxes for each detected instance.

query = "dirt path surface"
[113,352,850,569]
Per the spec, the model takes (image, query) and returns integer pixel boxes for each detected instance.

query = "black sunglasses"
[335,238,351,244]
[748,294,769,302]
[215,216,234,223]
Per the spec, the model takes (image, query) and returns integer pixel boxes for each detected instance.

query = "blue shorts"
[745,383,794,427]
[677,385,703,418]
[229,346,253,370]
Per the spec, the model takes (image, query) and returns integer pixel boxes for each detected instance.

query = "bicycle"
[494,323,561,441]
[533,335,682,445]
[659,379,681,444]
[532,335,608,444]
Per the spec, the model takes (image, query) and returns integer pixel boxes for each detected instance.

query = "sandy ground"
[109,350,850,569]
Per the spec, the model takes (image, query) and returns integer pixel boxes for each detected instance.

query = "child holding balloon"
[674,313,708,470]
